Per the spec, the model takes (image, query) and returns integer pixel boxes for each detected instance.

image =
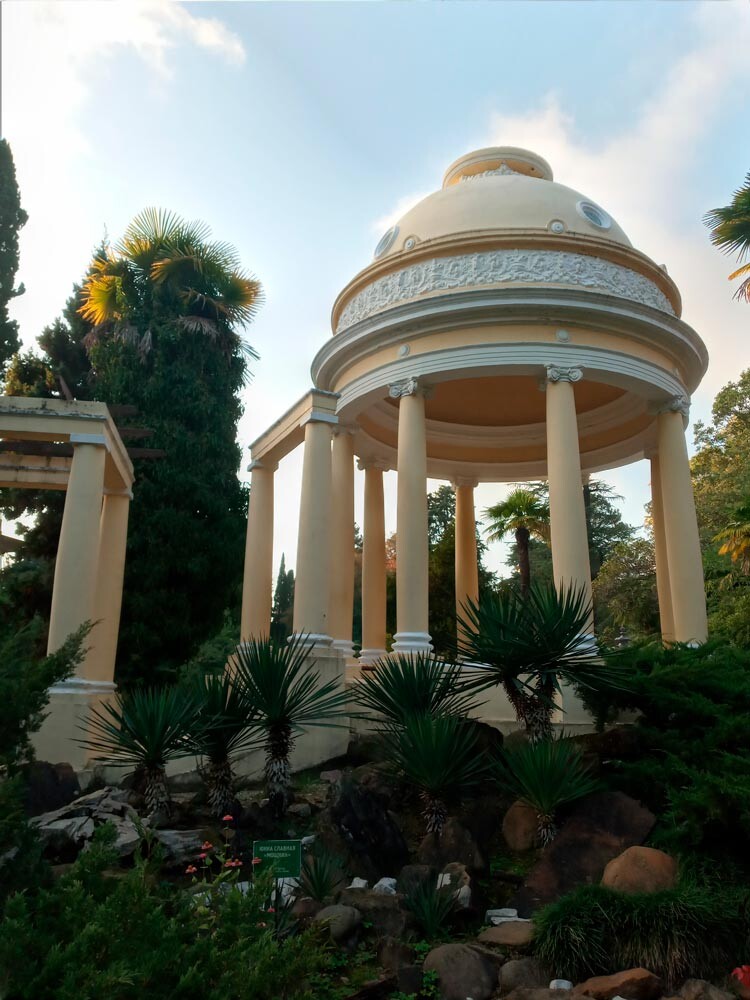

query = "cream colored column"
[359,458,388,665]
[657,399,707,643]
[453,478,479,638]
[90,491,131,683]
[330,429,356,657]
[391,378,432,654]
[292,414,335,646]
[241,460,276,640]
[649,453,676,642]
[48,439,107,655]
[545,366,593,626]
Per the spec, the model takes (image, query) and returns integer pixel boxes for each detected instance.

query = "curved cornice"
[313,287,708,394]
[331,229,681,329]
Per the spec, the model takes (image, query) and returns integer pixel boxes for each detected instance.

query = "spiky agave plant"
[80,686,199,815]
[382,714,489,836]
[497,737,601,846]
[188,670,259,817]
[233,635,349,815]
[352,652,481,729]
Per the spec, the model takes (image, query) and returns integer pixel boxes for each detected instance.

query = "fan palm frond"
[704,173,750,300]
[483,488,550,544]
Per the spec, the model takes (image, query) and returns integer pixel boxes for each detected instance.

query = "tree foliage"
[592,537,660,643]
[0,139,28,371]
[704,171,750,301]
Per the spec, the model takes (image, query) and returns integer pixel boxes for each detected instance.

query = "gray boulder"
[153,829,203,866]
[500,958,550,994]
[423,943,498,1000]
[314,904,362,944]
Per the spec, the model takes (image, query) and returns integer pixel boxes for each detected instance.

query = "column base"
[391,632,433,655]
[289,632,334,652]
[331,638,355,658]
[33,676,117,771]
[358,647,388,667]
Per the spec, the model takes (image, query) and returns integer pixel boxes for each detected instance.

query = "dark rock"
[398,863,435,895]
[572,726,643,762]
[330,777,409,878]
[347,733,388,765]
[601,846,678,894]
[574,969,661,1000]
[376,936,413,973]
[345,978,397,1000]
[477,920,534,949]
[505,990,572,1000]
[459,718,504,758]
[153,829,203,866]
[320,769,343,784]
[418,817,485,872]
[313,904,362,944]
[423,943,498,1000]
[678,981,734,1000]
[503,800,539,851]
[22,761,80,817]
[504,730,531,752]
[339,888,409,938]
[500,958,550,993]
[288,802,312,819]
[511,791,656,915]
[397,964,424,996]
[291,896,321,920]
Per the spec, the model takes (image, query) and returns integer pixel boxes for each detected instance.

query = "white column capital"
[69,433,109,449]
[388,377,434,399]
[545,365,583,384]
[357,456,392,472]
[333,423,357,438]
[653,394,690,420]
[451,476,478,489]
[301,410,338,427]
[247,458,278,473]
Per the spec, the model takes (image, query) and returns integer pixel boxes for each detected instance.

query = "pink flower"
[201,841,213,851]
[185,865,197,875]
[732,968,750,989]
[224,858,243,868]
[268,906,275,913]
[222,814,234,823]
[198,853,207,860]
[252,857,262,865]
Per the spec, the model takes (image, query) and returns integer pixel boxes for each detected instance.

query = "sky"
[2,0,750,580]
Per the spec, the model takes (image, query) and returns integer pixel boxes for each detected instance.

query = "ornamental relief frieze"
[335,249,675,332]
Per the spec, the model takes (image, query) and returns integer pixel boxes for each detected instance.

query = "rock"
[418,817,485,871]
[38,815,95,855]
[339,888,409,938]
[550,982,574,991]
[572,727,642,762]
[503,800,539,852]
[330,777,409,878]
[573,969,661,1000]
[320,769,343,784]
[376,936,413,972]
[439,861,470,890]
[313,904,362,944]
[505,990,572,1000]
[678,981,734,1000]
[288,802,312,819]
[486,906,519,924]
[397,965,424,996]
[478,920,533,948]
[601,846,678,894]
[511,792,656,916]
[22,761,80,817]
[372,877,397,895]
[153,829,203,866]
[423,943,498,1000]
[500,958,550,992]
[291,896,321,920]
[454,884,472,908]
[398,863,435,895]
[504,729,530,752]
[167,770,203,793]
[110,817,142,857]
[349,877,369,889]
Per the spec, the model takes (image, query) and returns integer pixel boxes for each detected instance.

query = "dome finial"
[443,146,553,188]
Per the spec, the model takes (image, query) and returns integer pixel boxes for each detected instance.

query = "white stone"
[372,877,397,895]
[454,884,472,908]
[485,907,518,924]
[348,877,368,889]
[550,981,574,991]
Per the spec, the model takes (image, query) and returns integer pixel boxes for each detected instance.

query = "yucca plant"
[404,881,458,938]
[300,846,344,904]
[80,686,199,815]
[352,652,480,728]
[497,737,601,845]
[459,582,622,742]
[232,635,349,815]
[381,714,489,836]
[187,670,260,818]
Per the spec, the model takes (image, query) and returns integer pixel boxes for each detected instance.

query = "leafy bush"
[404,881,457,939]
[0,826,328,1000]
[497,737,601,844]
[533,879,750,987]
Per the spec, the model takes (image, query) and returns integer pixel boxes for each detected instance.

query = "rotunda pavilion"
[241,146,709,661]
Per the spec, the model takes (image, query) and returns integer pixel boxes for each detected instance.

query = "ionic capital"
[333,423,357,438]
[545,365,583,385]
[655,394,690,420]
[451,476,479,489]
[357,456,391,472]
[388,377,433,399]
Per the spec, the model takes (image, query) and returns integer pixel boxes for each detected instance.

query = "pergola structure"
[0,396,134,766]
[242,146,709,663]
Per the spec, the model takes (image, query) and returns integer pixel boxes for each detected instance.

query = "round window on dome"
[374,225,399,259]
[576,200,611,230]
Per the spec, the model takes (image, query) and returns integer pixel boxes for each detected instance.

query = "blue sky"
[3,0,750,578]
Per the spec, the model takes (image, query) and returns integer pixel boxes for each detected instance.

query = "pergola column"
[545,366,593,626]
[649,453,676,642]
[453,477,479,638]
[90,490,131,683]
[656,399,707,643]
[48,438,107,656]
[330,428,356,658]
[359,458,388,665]
[241,460,276,640]
[292,413,335,646]
[391,378,432,654]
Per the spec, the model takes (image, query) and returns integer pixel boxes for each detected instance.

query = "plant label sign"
[252,839,302,879]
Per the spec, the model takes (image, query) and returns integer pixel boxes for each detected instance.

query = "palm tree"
[79,208,263,354]
[352,652,481,728]
[80,687,199,815]
[381,714,489,836]
[188,670,260,818]
[704,173,750,302]
[714,501,750,574]
[498,737,601,845]
[458,582,620,742]
[232,635,350,815]
[483,487,550,595]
